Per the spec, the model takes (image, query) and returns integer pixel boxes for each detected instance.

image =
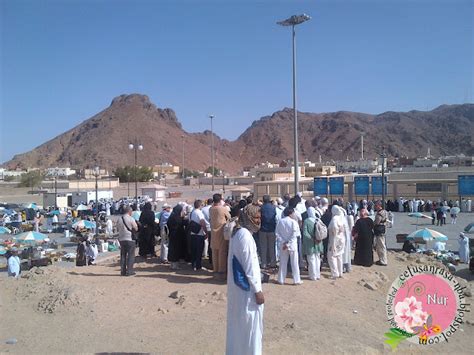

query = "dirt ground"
[0,251,472,354]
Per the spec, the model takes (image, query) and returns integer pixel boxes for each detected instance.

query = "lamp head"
[277,14,311,26]
[138,144,143,151]
[128,143,134,150]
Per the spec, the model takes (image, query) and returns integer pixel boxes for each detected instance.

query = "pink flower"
[394,297,429,333]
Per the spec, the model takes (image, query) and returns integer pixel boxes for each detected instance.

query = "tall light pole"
[181,135,185,185]
[128,140,143,210]
[209,114,215,191]
[277,13,311,195]
[127,172,130,197]
[380,146,387,209]
[54,175,58,209]
[92,166,100,239]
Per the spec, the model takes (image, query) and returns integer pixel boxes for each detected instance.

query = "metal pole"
[127,172,130,197]
[182,135,185,185]
[54,176,58,209]
[95,172,99,238]
[134,141,138,210]
[381,146,386,209]
[211,116,215,191]
[292,24,299,195]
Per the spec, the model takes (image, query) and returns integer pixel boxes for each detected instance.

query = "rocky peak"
[110,94,155,109]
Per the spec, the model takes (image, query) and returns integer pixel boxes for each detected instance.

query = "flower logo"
[394,296,429,333]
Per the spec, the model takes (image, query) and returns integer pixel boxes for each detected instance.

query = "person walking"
[117,206,138,276]
[374,200,388,266]
[258,195,277,269]
[275,208,302,285]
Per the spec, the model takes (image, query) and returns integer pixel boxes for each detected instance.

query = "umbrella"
[2,209,15,216]
[406,228,448,242]
[50,210,62,215]
[465,223,474,234]
[132,211,141,221]
[0,245,6,255]
[23,203,38,209]
[451,207,460,215]
[0,226,12,234]
[408,212,433,219]
[72,220,96,230]
[76,204,90,211]
[14,231,48,244]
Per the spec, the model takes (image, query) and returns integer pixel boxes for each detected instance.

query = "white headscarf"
[307,206,316,219]
[328,205,346,256]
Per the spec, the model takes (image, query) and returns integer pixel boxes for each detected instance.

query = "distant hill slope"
[4,94,473,173]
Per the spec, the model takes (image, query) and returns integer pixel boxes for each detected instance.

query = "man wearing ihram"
[226,211,264,355]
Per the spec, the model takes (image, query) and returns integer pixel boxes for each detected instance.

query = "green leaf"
[383,328,415,351]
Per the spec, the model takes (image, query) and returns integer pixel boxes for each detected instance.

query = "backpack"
[223,217,238,241]
[313,217,328,242]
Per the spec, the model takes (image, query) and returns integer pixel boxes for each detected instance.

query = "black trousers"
[120,240,136,275]
[191,234,205,270]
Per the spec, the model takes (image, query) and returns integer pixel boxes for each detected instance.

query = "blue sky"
[1,0,473,163]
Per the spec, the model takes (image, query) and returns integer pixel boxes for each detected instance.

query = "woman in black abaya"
[138,202,156,258]
[167,204,187,269]
[353,208,375,267]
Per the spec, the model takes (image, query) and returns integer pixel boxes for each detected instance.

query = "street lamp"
[127,171,130,197]
[128,140,143,210]
[92,166,100,239]
[209,114,215,191]
[277,13,311,195]
[182,135,185,185]
[380,146,387,209]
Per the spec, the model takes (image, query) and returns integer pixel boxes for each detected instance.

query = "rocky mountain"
[235,104,474,165]
[4,94,473,173]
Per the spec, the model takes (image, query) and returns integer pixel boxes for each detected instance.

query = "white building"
[45,167,77,177]
[0,169,26,180]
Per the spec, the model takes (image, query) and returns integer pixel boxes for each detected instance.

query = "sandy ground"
[0,250,473,354]
[1,183,474,353]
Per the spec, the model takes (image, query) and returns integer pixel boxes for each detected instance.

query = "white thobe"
[8,256,21,278]
[458,236,470,263]
[275,216,301,284]
[343,214,354,270]
[226,227,264,355]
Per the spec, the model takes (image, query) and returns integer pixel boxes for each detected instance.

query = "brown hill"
[4,94,474,173]
[235,104,474,165]
[5,94,238,173]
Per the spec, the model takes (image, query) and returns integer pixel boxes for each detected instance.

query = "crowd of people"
[114,193,392,354]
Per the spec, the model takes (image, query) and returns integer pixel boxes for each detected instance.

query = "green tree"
[180,168,200,178]
[114,166,153,182]
[205,166,219,176]
[18,170,44,188]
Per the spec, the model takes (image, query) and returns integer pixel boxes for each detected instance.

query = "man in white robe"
[226,225,264,355]
[458,233,470,264]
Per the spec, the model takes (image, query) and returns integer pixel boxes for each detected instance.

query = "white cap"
[162,203,171,209]
[321,197,329,205]
[276,197,283,205]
